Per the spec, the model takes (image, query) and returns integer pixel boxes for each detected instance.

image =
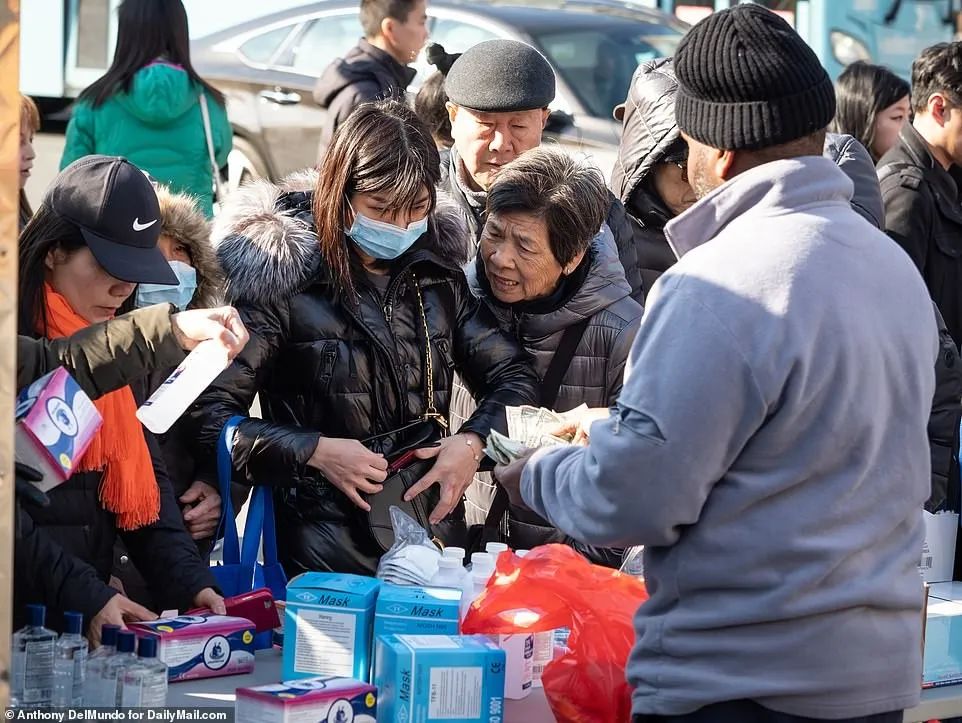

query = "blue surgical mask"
[135,260,198,310]
[345,206,429,260]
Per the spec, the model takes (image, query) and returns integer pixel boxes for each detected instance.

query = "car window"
[532,23,682,118]
[430,17,499,52]
[285,15,363,76]
[410,16,500,86]
[238,25,295,65]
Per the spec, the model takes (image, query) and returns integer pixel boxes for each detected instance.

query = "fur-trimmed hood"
[211,168,470,306]
[155,185,223,308]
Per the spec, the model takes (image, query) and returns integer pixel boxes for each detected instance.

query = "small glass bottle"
[120,636,168,708]
[52,611,87,707]
[84,624,120,707]
[10,604,57,708]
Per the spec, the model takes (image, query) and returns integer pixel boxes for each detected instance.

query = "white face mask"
[135,260,198,309]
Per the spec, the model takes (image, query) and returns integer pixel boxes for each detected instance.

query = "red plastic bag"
[461,544,648,723]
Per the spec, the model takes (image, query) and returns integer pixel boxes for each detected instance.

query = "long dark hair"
[79,0,225,108]
[18,205,87,336]
[832,61,909,161]
[312,100,441,298]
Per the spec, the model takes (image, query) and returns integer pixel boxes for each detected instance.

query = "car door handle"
[258,89,302,105]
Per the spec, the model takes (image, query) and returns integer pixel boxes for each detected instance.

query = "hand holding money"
[548,406,612,445]
[485,404,591,464]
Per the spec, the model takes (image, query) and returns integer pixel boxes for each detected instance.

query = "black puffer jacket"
[188,172,539,577]
[15,379,217,633]
[611,58,680,297]
[439,147,646,302]
[313,40,417,159]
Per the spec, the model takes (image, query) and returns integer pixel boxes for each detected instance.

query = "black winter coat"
[880,122,962,349]
[188,173,539,577]
[439,148,646,302]
[313,40,416,159]
[15,380,217,633]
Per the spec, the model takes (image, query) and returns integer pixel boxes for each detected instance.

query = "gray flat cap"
[445,39,556,113]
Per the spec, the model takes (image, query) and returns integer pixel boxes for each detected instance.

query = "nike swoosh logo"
[132,218,157,231]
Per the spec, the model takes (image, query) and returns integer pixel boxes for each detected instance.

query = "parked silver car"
[191,0,686,188]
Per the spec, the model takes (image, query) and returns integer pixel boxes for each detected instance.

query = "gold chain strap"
[410,271,448,431]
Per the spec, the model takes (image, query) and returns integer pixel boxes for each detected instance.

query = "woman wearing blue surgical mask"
[186,100,539,576]
[115,186,230,609]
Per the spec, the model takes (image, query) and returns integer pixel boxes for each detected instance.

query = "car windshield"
[530,20,683,118]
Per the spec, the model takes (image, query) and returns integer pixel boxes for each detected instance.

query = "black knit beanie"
[674,4,836,150]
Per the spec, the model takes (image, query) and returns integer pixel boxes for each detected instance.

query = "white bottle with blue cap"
[10,604,56,708]
[121,636,168,708]
[52,611,88,707]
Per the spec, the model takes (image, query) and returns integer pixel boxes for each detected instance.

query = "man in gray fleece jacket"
[498,6,937,723]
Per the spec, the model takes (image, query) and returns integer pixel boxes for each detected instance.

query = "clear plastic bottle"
[469,551,494,577]
[120,636,168,708]
[442,546,466,564]
[136,339,230,434]
[485,542,509,559]
[84,624,120,707]
[10,604,57,708]
[102,631,138,706]
[515,550,553,687]
[430,557,465,588]
[52,611,87,707]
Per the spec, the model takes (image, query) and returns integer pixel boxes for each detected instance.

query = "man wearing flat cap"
[496,6,936,722]
[441,38,644,301]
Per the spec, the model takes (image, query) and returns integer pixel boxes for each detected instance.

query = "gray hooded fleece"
[522,156,937,718]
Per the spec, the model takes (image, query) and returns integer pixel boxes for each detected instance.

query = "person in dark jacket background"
[440,39,645,300]
[460,147,643,565]
[16,156,223,644]
[189,101,538,577]
[314,0,428,159]
[879,41,962,350]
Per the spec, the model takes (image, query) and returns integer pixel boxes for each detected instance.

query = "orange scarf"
[39,285,160,530]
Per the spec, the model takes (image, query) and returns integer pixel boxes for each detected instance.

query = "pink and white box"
[15,367,102,492]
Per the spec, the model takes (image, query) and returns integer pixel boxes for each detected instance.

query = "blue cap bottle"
[116,631,137,654]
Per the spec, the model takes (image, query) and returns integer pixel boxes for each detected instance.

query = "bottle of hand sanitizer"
[121,637,168,708]
[84,624,120,707]
[52,611,87,707]
[102,631,139,706]
[137,339,230,434]
[10,604,57,708]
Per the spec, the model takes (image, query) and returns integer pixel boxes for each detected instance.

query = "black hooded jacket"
[187,171,539,576]
[313,39,417,158]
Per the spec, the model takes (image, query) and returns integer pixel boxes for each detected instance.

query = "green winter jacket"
[61,62,232,217]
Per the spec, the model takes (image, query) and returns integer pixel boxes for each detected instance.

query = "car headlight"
[830,31,872,66]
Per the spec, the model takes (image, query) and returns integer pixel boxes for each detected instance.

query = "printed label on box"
[429,667,483,718]
[293,609,357,676]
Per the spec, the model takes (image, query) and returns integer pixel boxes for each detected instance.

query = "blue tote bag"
[211,416,287,648]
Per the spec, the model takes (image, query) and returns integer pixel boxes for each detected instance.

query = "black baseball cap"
[44,156,177,285]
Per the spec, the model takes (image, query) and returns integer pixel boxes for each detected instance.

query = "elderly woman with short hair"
[456,146,644,563]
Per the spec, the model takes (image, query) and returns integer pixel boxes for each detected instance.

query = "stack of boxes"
[240,572,508,723]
